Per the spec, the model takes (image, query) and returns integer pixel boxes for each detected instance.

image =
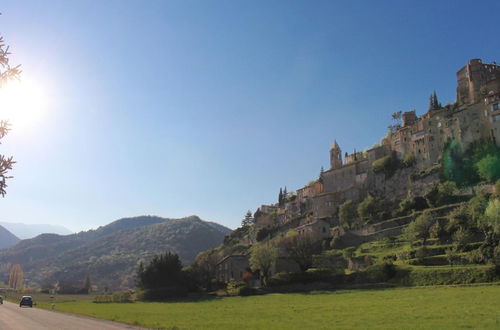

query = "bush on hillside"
[476,155,500,183]
[442,139,500,187]
[394,266,499,286]
[402,153,416,168]
[372,154,399,177]
[357,196,378,223]
[424,181,457,207]
[405,211,437,246]
[339,200,359,229]
[397,196,429,216]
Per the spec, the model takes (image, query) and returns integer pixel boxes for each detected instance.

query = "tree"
[428,91,441,111]
[357,195,378,223]
[484,199,500,235]
[425,181,457,207]
[278,188,283,206]
[8,264,24,290]
[476,155,500,183]
[446,205,471,233]
[339,200,358,229]
[193,249,220,291]
[405,211,436,245]
[137,251,182,290]
[83,274,91,294]
[0,35,20,197]
[280,232,321,271]
[249,242,277,286]
[241,210,254,227]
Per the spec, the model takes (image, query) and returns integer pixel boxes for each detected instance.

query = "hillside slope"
[0,225,20,249]
[0,222,72,239]
[0,215,230,289]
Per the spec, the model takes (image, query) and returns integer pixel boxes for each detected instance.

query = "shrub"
[395,266,499,286]
[357,196,378,223]
[93,291,133,303]
[237,286,259,296]
[137,286,188,301]
[226,279,244,296]
[452,228,473,251]
[255,227,274,242]
[349,262,397,283]
[424,182,457,207]
[372,155,398,177]
[415,246,428,261]
[339,200,359,229]
[476,154,500,183]
[267,269,343,287]
[405,210,436,245]
[396,248,414,261]
[402,154,415,168]
[398,197,429,216]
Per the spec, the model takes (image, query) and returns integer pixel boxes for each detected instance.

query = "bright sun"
[0,78,48,129]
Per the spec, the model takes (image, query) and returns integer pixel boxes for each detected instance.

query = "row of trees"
[338,181,460,230]
[405,186,500,264]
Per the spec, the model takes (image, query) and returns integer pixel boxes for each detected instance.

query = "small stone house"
[296,219,332,240]
[216,254,250,283]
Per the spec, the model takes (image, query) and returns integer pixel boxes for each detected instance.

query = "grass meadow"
[23,284,500,329]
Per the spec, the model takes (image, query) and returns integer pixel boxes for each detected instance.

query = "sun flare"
[0,78,48,129]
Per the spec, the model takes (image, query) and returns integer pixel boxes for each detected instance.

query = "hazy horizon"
[1,0,499,231]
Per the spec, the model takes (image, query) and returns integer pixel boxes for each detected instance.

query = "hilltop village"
[207,58,500,284]
[256,59,500,229]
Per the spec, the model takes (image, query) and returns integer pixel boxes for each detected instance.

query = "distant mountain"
[206,221,233,235]
[0,225,20,249]
[0,222,73,239]
[0,215,231,290]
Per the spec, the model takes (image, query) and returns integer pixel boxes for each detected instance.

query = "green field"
[22,284,500,329]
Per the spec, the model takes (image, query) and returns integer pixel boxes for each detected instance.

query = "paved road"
[0,301,142,330]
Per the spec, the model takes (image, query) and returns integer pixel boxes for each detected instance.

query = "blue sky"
[0,0,499,231]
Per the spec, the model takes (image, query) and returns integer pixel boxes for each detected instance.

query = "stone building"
[306,59,500,224]
[296,219,332,240]
[216,254,250,283]
[457,58,500,105]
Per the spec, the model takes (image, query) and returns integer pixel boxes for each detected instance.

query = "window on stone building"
[493,103,499,111]
[492,114,500,122]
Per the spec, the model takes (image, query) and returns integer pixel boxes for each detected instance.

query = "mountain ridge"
[0,225,20,249]
[0,215,231,290]
[0,221,72,239]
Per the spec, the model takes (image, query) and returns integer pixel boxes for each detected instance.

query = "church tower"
[330,140,342,170]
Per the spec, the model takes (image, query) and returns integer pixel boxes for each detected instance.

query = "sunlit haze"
[0,78,49,130]
[0,0,499,232]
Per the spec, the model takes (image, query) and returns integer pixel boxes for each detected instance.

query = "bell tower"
[330,140,342,170]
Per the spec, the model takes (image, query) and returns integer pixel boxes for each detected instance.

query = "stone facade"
[300,59,500,225]
[216,255,249,283]
[253,59,499,242]
[296,219,332,240]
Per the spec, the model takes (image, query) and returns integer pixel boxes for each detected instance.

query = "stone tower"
[456,59,500,105]
[330,140,342,170]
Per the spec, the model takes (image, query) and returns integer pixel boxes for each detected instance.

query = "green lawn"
[32,284,500,329]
